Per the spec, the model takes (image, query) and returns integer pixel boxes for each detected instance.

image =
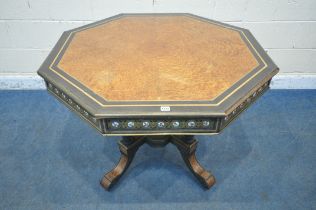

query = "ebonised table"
[38,13,279,190]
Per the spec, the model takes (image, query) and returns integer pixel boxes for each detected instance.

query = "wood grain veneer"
[58,15,259,101]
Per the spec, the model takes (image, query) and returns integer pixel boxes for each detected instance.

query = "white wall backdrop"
[0,0,316,88]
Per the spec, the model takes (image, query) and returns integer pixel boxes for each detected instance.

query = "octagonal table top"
[38,13,278,136]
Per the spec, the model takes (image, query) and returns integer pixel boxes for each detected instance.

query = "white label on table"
[160,106,171,112]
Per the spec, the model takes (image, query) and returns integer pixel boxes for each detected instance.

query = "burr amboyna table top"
[38,13,278,136]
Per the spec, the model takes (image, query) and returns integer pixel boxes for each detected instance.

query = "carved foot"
[100,136,145,190]
[171,136,215,189]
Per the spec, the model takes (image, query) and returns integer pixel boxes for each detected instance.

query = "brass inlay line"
[103,132,219,137]
[48,14,267,109]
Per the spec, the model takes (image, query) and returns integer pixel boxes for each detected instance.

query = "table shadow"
[54,114,252,204]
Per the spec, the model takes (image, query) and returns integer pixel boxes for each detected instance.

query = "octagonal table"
[38,13,279,190]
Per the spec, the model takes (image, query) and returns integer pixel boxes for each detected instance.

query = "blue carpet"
[0,90,315,210]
